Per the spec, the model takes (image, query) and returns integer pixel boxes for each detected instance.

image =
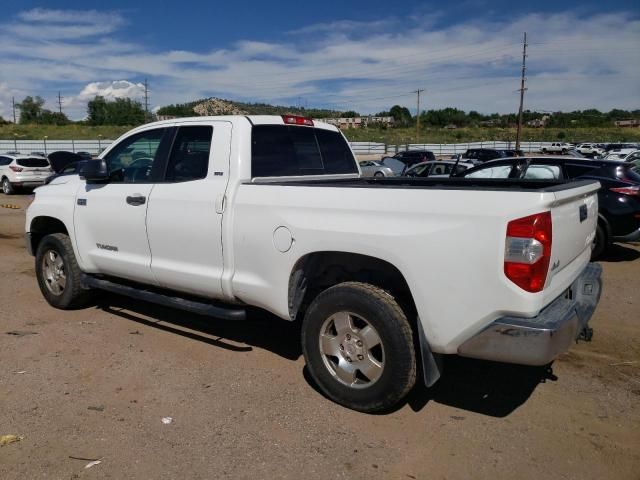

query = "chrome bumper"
[458,263,602,366]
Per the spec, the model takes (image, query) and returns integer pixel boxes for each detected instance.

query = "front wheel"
[301,282,416,412]
[374,171,384,177]
[35,233,91,309]
[2,178,14,195]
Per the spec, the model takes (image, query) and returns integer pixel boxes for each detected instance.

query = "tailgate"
[548,181,599,282]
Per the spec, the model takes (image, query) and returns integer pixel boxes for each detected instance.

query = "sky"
[0,1,638,120]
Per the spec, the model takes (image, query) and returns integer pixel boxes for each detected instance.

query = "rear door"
[73,127,171,283]
[146,122,232,298]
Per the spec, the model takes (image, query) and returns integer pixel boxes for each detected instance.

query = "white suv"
[576,143,605,157]
[541,142,574,154]
[0,154,52,194]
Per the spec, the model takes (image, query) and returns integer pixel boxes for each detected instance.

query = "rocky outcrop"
[192,98,248,116]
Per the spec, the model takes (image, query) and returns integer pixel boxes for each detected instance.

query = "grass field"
[2,124,640,144]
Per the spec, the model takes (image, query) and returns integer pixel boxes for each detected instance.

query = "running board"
[81,274,246,321]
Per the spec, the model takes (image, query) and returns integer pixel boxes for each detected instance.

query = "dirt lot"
[1,194,639,480]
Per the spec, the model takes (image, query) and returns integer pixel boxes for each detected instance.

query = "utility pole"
[413,89,424,143]
[143,78,150,122]
[12,96,16,123]
[57,92,63,114]
[515,32,528,152]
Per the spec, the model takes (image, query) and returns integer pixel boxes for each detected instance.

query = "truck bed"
[249,176,598,192]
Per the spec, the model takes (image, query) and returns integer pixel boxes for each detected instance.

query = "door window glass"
[105,129,165,183]
[165,126,212,182]
[465,164,514,178]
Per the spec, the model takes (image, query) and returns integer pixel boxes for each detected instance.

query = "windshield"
[17,158,50,168]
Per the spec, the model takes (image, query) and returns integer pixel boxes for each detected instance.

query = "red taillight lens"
[282,114,314,126]
[504,211,552,293]
[610,186,640,197]
[9,165,23,172]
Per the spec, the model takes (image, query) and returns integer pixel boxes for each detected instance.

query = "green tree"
[17,96,45,123]
[389,105,412,126]
[87,96,145,126]
[341,110,360,118]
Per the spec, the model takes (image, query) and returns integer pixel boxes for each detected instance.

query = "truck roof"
[138,115,339,132]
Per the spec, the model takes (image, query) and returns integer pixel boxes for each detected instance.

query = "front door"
[73,127,171,284]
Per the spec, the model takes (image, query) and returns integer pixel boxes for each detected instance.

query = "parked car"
[603,148,637,161]
[603,143,638,152]
[623,150,640,166]
[29,151,47,158]
[380,150,435,175]
[459,156,640,258]
[541,142,574,154]
[76,151,94,160]
[404,160,474,178]
[460,148,507,164]
[25,114,602,413]
[576,144,605,158]
[0,154,52,194]
[502,149,524,157]
[358,160,394,177]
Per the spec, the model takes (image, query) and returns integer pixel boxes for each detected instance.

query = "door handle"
[126,195,146,206]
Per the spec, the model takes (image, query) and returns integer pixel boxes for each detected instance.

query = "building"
[614,119,640,127]
[317,116,394,129]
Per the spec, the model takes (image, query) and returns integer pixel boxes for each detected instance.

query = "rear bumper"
[457,263,602,366]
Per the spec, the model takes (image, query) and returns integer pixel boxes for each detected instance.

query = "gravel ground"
[1,194,639,480]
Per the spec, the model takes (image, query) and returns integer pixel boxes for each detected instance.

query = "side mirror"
[79,159,109,182]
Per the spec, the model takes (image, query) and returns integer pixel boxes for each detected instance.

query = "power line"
[515,32,528,151]
[413,89,425,142]
[144,78,150,122]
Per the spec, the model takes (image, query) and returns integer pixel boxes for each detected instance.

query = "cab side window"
[165,126,213,182]
[104,129,166,183]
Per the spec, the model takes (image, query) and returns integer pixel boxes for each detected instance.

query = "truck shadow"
[96,294,555,418]
[404,357,557,417]
[599,243,640,262]
[95,293,303,361]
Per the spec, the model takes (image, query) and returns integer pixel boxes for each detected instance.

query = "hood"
[47,151,83,173]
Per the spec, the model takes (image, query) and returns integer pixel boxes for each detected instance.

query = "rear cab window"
[251,125,357,177]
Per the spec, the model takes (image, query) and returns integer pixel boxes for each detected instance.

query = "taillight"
[610,186,640,197]
[282,114,314,126]
[504,211,552,293]
[9,165,23,172]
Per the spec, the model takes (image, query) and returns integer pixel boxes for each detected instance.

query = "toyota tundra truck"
[25,115,602,412]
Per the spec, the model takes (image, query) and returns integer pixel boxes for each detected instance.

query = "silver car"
[404,160,475,178]
[359,160,394,177]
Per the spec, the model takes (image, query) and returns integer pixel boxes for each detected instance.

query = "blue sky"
[1,1,638,119]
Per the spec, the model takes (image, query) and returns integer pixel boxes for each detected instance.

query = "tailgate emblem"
[579,204,588,223]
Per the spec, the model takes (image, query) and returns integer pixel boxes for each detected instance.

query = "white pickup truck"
[26,115,602,412]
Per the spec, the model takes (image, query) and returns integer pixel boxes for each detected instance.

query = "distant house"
[317,116,394,129]
[443,124,457,130]
[526,115,550,128]
[614,119,640,127]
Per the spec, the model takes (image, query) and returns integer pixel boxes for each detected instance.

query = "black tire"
[2,177,14,195]
[591,223,607,260]
[301,282,416,413]
[374,172,384,177]
[541,148,547,154]
[35,233,91,309]
[562,149,567,154]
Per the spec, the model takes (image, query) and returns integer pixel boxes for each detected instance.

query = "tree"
[17,96,45,123]
[87,96,145,125]
[389,105,412,126]
[341,110,360,118]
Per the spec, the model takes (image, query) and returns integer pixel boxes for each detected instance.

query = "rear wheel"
[301,282,416,412]
[591,223,607,260]
[374,171,384,177]
[2,177,14,195]
[35,233,91,309]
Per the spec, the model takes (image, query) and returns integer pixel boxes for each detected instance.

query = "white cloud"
[0,8,638,120]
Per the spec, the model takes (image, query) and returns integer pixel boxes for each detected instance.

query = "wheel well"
[597,214,611,240]
[288,252,416,322]
[29,216,69,254]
